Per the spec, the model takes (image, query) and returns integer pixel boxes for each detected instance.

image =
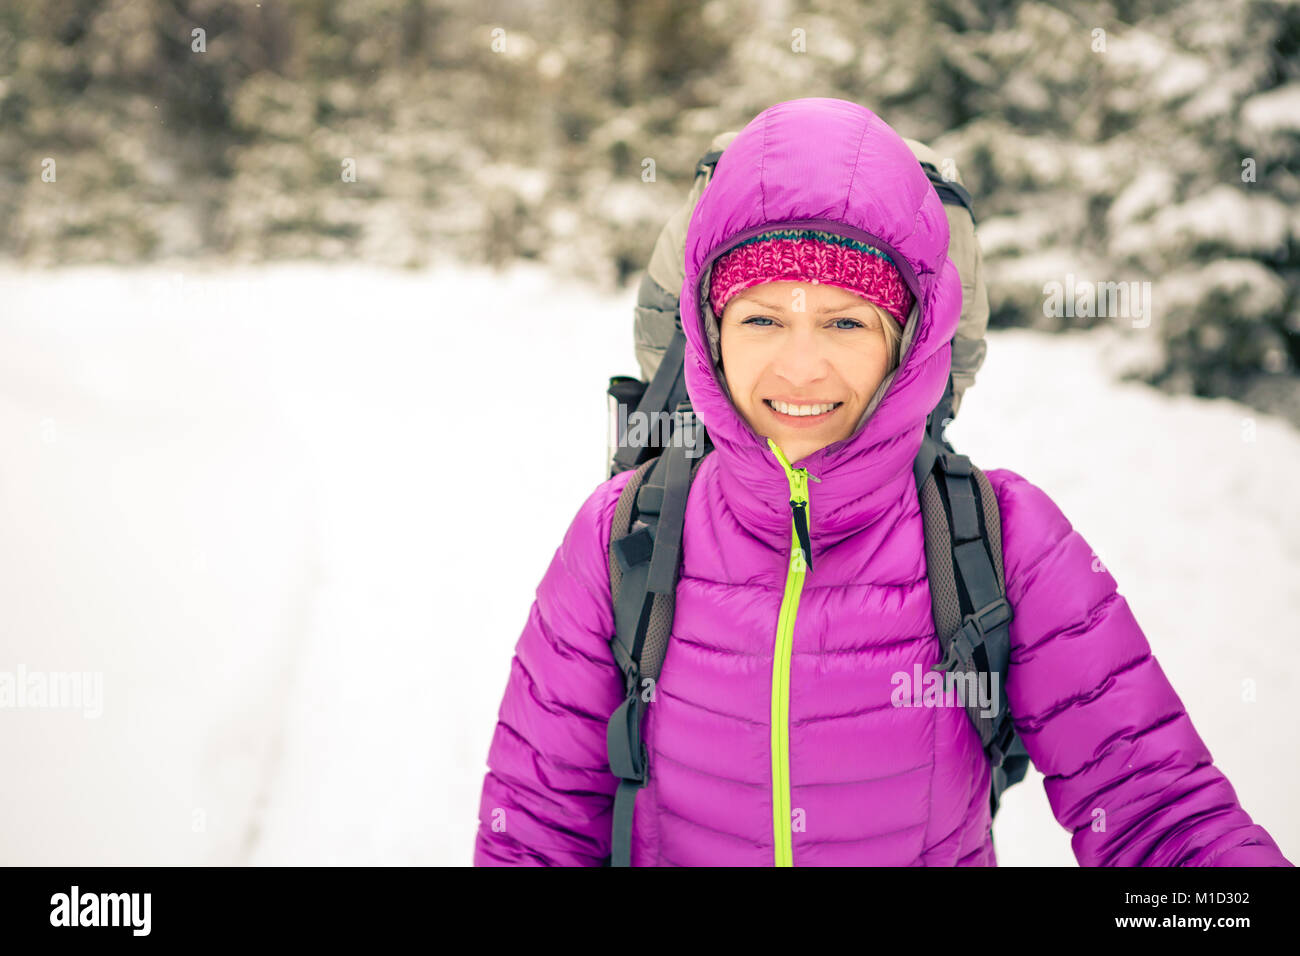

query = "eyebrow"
[742,297,876,314]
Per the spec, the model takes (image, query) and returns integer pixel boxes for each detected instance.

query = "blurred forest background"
[1,0,1298,422]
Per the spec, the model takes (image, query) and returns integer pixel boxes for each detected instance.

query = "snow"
[1143,185,1292,257]
[476,163,550,206]
[983,248,1114,299]
[1105,26,1212,101]
[1105,167,1177,232]
[1156,257,1289,318]
[0,262,1295,866]
[973,211,1063,258]
[1241,82,1300,134]
[940,119,1118,189]
[598,180,668,228]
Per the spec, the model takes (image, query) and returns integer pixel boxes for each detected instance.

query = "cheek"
[837,339,890,398]
[719,333,762,400]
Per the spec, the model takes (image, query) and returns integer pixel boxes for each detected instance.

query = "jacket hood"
[681,97,964,547]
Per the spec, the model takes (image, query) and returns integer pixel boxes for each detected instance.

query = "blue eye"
[739,315,869,329]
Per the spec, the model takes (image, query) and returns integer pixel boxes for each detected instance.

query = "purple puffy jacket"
[474,97,1292,867]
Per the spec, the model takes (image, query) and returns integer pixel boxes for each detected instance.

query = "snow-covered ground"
[0,261,1295,866]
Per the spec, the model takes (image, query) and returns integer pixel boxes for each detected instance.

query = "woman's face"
[719,280,894,466]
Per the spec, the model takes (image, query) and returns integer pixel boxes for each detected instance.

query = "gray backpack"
[602,135,1028,867]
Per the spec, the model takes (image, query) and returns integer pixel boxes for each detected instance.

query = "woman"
[474,97,1292,866]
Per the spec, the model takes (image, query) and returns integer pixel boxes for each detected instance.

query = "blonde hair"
[873,303,904,371]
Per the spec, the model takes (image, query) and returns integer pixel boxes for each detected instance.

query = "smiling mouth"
[764,399,844,419]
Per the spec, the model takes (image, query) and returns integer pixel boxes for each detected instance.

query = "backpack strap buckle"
[931,597,1011,674]
[988,714,1017,768]
[939,451,972,477]
[606,687,646,783]
[970,596,1011,635]
[606,688,647,867]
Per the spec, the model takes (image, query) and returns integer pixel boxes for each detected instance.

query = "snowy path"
[0,262,1294,865]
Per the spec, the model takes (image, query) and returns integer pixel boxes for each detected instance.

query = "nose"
[770,326,830,387]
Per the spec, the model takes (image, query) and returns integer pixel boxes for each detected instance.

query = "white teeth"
[769,400,839,416]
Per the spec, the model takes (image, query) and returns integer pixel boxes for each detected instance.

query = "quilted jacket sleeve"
[473,472,631,866]
[986,468,1292,867]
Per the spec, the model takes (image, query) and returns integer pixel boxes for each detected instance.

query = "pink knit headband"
[708,228,913,325]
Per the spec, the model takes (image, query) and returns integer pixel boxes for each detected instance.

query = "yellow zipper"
[766,437,819,867]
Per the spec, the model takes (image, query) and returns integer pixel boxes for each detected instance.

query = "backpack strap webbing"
[610,324,690,475]
[919,160,976,223]
[605,404,708,866]
[695,149,726,178]
[915,377,1030,818]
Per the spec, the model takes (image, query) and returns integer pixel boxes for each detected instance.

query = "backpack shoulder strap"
[610,322,689,475]
[605,404,708,866]
[918,160,976,223]
[915,378,1030,818]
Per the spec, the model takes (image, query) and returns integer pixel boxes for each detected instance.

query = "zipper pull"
[790,495,813,574]
[768,439,815,574]
[790,465,813,574]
